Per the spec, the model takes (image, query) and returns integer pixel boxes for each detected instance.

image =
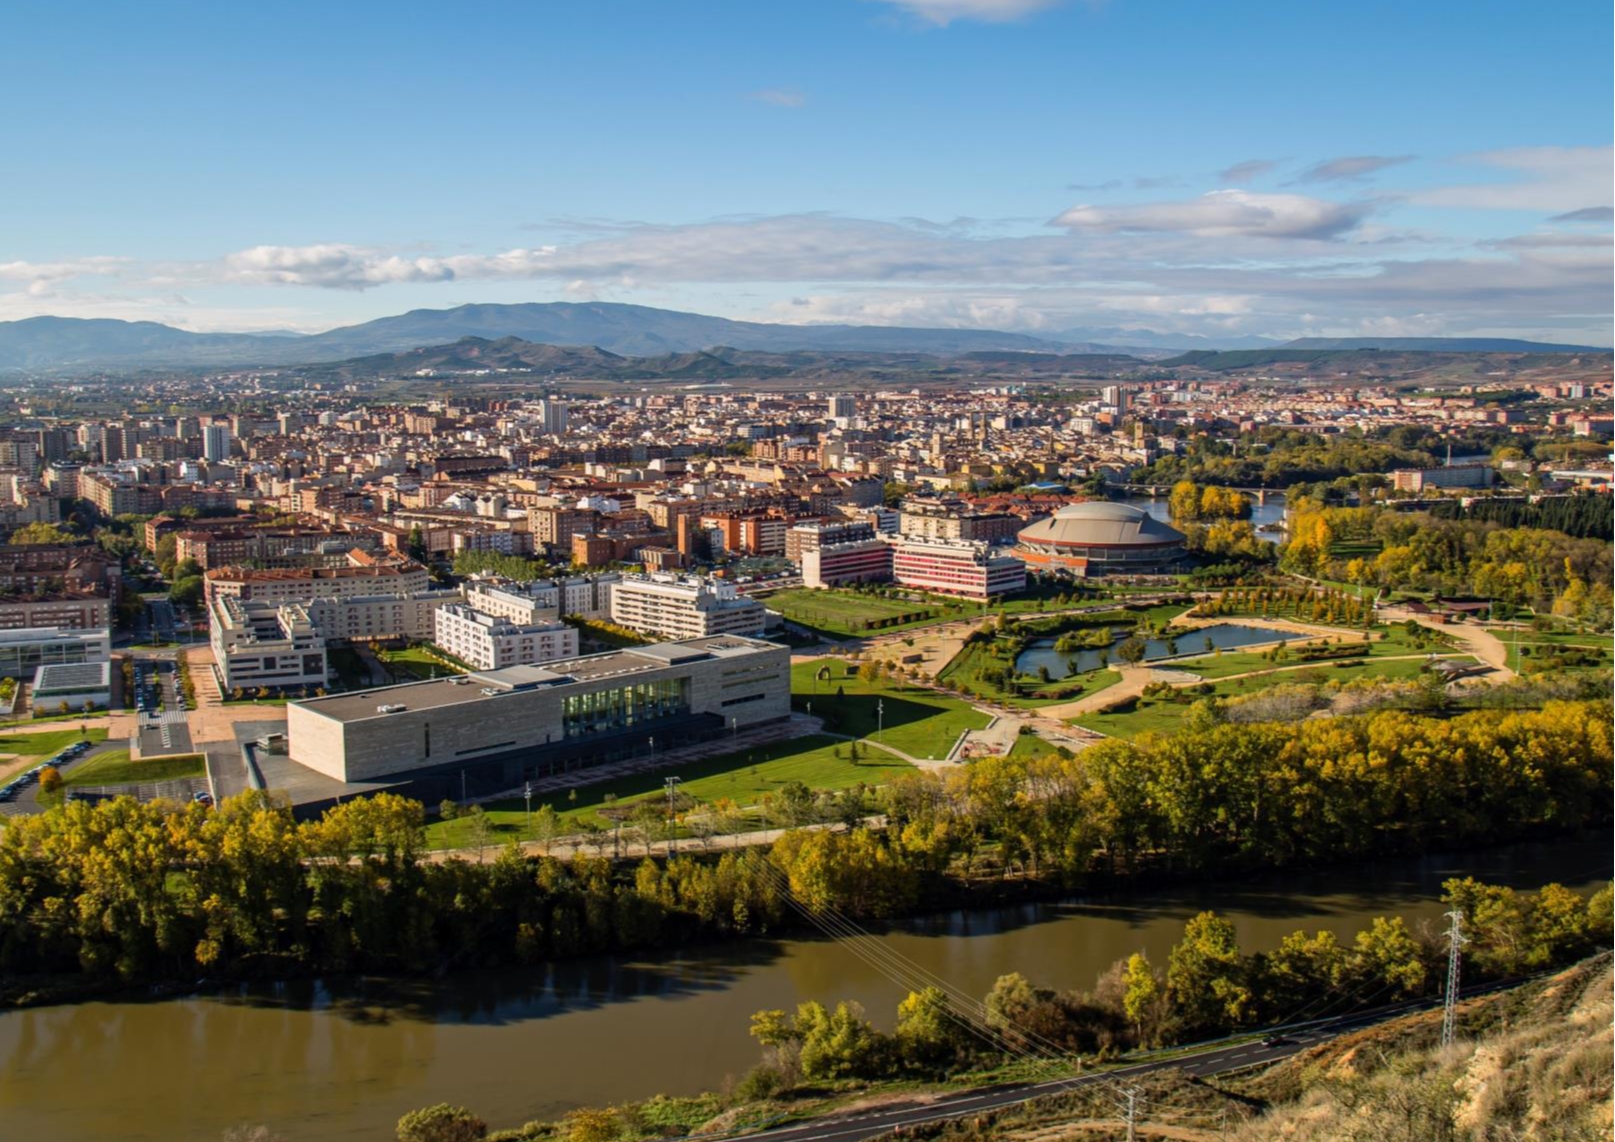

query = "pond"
[1116,495,1287,542]
[1015,621,1283,678]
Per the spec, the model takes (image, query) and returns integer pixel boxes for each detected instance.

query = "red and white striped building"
[801,537,895,588]
[891,537,1025,600]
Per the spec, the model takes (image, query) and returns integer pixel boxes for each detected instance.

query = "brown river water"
[1,837,1607,1142]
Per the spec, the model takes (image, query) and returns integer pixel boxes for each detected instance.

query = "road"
[719,1001,1441,1142]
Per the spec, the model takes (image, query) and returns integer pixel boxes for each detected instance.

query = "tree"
[7,521,73,545]
[396,1104,487,1142]
[896,986,970,1067]
[1121,952,1158,1042]
[1166,911,1250,1034]
[38,766,62,794]
[1114,637,1148,666]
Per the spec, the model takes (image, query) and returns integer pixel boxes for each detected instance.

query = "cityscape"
[0,3,1610,1142]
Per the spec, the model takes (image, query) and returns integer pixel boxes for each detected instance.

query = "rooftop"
[293,634,779,724]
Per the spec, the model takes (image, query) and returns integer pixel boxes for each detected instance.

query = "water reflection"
[1016,622,1280,677]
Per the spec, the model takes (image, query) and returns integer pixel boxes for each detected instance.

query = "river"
[0,837,1606,1142]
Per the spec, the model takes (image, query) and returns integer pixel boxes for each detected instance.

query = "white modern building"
[209,596,328,693]
[32,661,112,712]
[303,590,464,643]
[432,603,578,671]
[202,424,233,462]
[463,574,618,625]
[0,626,110,679]
[608,572,767,640]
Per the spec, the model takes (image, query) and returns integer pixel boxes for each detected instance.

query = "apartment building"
[302,590,463,643]
[432,603,578,670]
[1390,465,1494,493]
[209,597,329,693]
[0,595,112,631]
[801,537,895,589]
[608,572,767,639]
[891,537,1026,600]
[204,560,432,606]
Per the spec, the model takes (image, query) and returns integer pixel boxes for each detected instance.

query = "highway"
[719,1000,1441,1142]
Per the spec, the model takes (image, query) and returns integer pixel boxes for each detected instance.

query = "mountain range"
[296,336,1143,384]
[0,303,1605,373]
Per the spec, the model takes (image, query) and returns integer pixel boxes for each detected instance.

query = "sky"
[1,0,1611,344]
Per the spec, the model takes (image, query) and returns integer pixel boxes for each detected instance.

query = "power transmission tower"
[1123,1086,1143,1142]
[1441,908,1468,1047]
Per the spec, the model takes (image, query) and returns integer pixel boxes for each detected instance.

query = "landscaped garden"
[0,726,108,782]
[64,750,206,787]
[375,643,470,681]
[423,733,912,850]
[763,587,973,639]
[791,657,990,758]
[1071,654,1479,739]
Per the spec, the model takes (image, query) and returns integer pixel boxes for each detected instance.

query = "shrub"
[396,1104,487,1142]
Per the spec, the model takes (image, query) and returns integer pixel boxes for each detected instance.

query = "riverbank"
[1,835,1605,1142]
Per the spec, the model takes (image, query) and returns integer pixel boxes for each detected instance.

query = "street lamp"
[877,698,884,744]
[524,781,533,839]
[664,775,682,858]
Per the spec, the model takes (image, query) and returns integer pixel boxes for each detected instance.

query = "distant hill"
[1282,336,1609,353]
[0,302,1084,372]
[301,336,1144,383]
[1159,344,1614,372]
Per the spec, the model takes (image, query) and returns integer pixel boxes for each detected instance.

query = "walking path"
[1379,607,1516,678]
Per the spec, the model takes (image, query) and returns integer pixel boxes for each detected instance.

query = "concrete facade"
[286,634,789,788]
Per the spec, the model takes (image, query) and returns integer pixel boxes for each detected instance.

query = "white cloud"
[864,0,1066,26]
[747,88,806,108]
[1051,190,1371,239]
[1411,146,1614,212]
[1219,159,1279,184]
[1294,154,1414,183]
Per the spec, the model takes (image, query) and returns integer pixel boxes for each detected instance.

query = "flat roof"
[294,634,780,724]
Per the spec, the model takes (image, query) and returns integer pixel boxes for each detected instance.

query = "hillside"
[0,303,1090,372]
[1283,335,1609,353]
[297,336,1145,384]
[1158,345,1615,384]
[885,956,1613,1142]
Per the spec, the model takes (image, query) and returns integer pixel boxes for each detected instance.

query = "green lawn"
[423,734,912,849]
[793,658,990,759]
[0,726,108,779]
[1507,637,1613,676]
[64,750,206,787]
[764,588,972,639]
[1072,656,1478,739]
[376,644,468,681]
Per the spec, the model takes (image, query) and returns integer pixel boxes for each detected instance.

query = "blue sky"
[1,0,1610,342]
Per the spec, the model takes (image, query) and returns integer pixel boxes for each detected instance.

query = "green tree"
[1113,637,1148,666]
[1121,952,1158,1042]
[1166,911,1250,1034]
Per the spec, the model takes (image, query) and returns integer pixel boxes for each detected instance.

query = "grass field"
[376,644,468,681]
[764,588,972,639]
[65,750,206,787]
[0,726,108,781]
[793,658,990,759]
[1072,655,1477,738]
[423,734,911,849]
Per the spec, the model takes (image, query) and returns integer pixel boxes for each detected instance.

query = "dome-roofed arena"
[1014,501,1187,576]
